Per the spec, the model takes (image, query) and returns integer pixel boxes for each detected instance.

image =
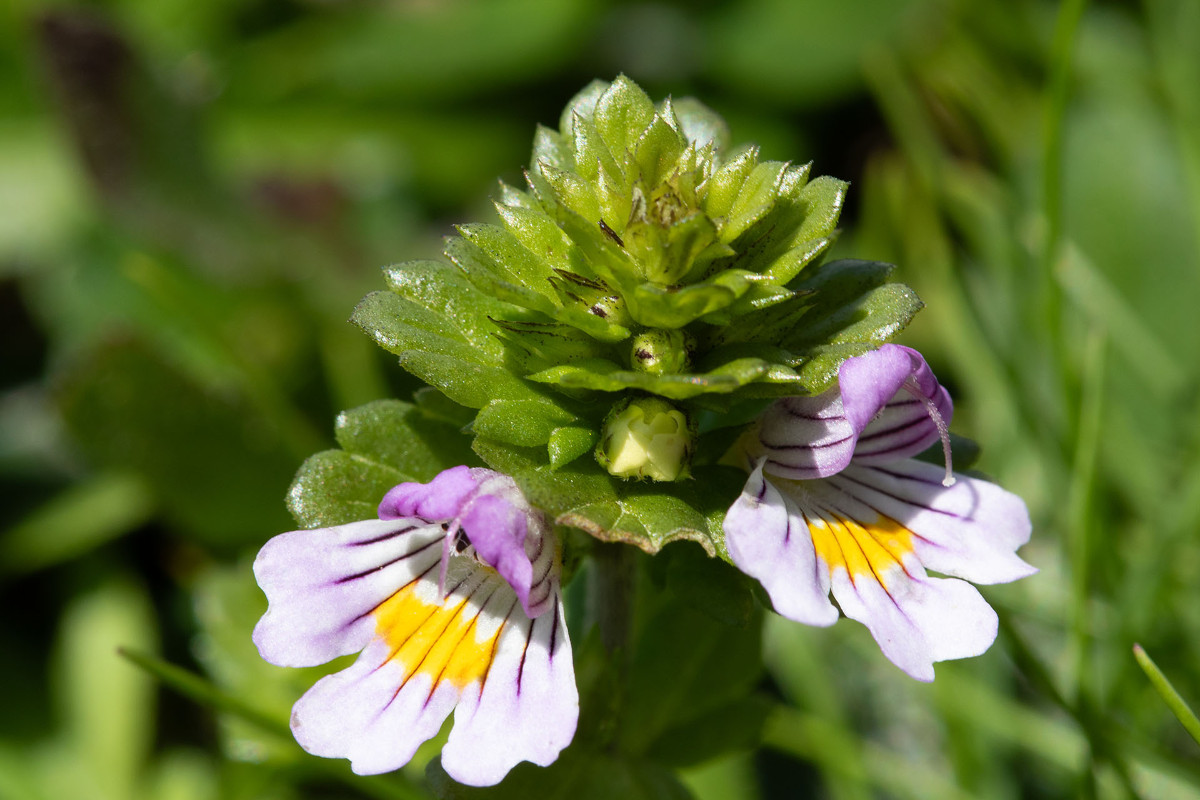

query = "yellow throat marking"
[373,577,506,691]
[808,513,915,588]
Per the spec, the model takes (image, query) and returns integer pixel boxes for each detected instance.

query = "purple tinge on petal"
[825,461,1036,585]
[751,391,859,480]
[838,344,943,432]
[724,461,839,626]
[377,465,480,521]
[838,344,954,464]
[458,493,534,614]
[749,346,954,481]
[252,518,445,668]
[377,466,547,618]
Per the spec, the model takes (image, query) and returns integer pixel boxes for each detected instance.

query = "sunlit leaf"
[474,437,741,558]
[288,399,477,528]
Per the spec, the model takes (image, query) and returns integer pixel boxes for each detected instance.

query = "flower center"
[453,528,471,554]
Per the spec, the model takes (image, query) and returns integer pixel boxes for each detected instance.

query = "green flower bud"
[629,329,691,375]
[596,397,694,481]
[587,294,632,327]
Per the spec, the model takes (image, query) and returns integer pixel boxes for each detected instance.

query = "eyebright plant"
[254,76,1034,787]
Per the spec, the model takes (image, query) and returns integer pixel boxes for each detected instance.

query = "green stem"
[862,49,1070,474]
[1141,0,1200,271]
[1042,0,1089,265]
[119,647,289,739]
[585,541,636,751]
[587,541,636,657]
[1133,644,1200,746]
[1041,0,1089,412]
[1067,328,1106,698]
[119,648,427,800]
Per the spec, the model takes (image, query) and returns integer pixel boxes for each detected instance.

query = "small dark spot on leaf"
[598,219,624,247]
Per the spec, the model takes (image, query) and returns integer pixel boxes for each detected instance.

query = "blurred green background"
[3,0,1200,797]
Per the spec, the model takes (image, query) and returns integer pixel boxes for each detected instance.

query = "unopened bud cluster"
[466,77,855,480]
[364,76,921,486]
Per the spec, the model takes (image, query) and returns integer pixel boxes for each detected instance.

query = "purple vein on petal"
[346,523,424,547]
[334,539,443,585]
[381,573,494,709]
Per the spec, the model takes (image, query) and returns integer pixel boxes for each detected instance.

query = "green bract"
[346,75,923,556]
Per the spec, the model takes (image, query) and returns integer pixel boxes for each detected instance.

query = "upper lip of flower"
[378,466,550,619]
[742,344,956,482]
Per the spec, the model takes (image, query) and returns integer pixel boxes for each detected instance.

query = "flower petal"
[825,460,1036,584]
[253,518,444,668]
[378,465,480,522]
[744,346,953,480]
[457,473,536,616]
[748,391,858,480]
[827,562,998,682]
[798,489,1000,680]
[290,637,460,775]
[724,461,839,626]
[378,468,548,618]
[839,344,953,465]
[440,593,577,786]
[514,506,558,620]
[257,467,578,782]
[290,558,525,775]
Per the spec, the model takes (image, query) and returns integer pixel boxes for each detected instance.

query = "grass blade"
[1133,644,1200,746]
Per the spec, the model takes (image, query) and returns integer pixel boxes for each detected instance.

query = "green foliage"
[0,473,153,575]
[427,751,692,800]
[7,0,1200,798]
[526,357,774,399]
[618,596,764,759]
[346,74,919,491]
[473,435,743,558]
[425,557,765,799]
[664,543,758,628]
[288,399,479,528]
[57,338,298,547]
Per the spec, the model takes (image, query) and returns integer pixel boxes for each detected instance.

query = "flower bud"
[587,294,633,328]
[596,397,694,481]
[629,329,691,375]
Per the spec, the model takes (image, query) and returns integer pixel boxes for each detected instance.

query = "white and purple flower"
[252,466,578,785]
[723,345,1035,681]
